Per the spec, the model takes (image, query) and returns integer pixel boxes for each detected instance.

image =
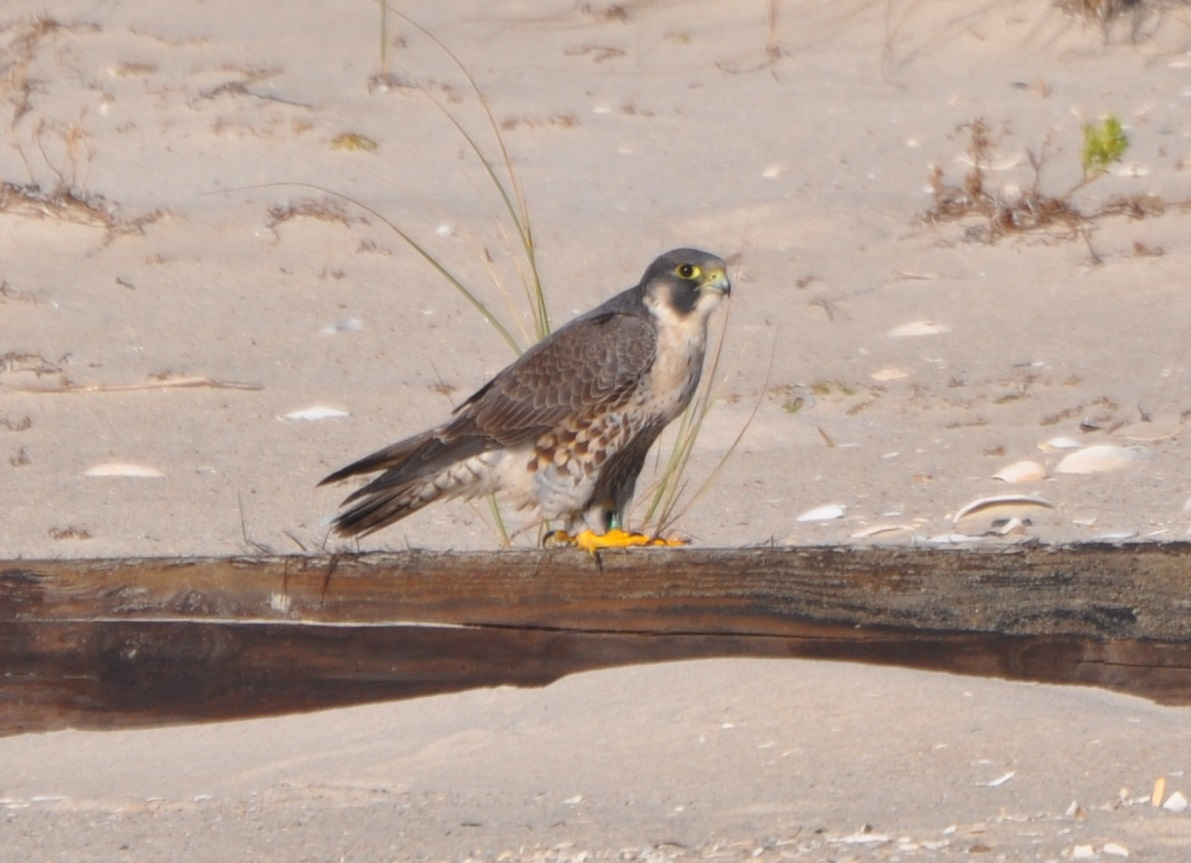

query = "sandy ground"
[3,0,1191,859]
[3,660,1191,861]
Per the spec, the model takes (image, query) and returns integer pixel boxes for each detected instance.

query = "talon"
[543,529,574,549]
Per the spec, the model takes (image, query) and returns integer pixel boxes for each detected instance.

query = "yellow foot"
[544,528,688,553]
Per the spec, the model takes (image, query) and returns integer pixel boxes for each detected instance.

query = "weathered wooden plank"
[5,543,1191,637]
[2,544,1190,733]
[5,617,1191,734]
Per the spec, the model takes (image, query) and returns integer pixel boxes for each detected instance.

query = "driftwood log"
[2,543,1190,734]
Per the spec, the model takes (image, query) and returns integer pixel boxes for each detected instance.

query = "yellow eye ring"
[676,263,701,279]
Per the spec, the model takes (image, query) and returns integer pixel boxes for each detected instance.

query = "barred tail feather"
[331,478,448,537]
[328,450,502,537]
[318,430,440,488]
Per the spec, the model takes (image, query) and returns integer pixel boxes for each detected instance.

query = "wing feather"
[451,311,656,443]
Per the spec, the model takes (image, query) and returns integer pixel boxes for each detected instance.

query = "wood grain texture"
[3,543,1190,733]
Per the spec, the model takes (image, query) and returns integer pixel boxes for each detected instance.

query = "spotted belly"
[497,410,631,521]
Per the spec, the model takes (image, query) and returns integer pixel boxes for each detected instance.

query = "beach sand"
[3,1,1191,858]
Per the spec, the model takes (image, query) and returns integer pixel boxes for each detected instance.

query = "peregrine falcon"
[320,248,731,550]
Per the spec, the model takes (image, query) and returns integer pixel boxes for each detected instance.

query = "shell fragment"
[886,320,951,337]
[953,494,1054,524]
[797,503,846,522]
[1055,445,1150,475]
[992,460,1047,483]
[284,406,350,421]
[84,462,163,478]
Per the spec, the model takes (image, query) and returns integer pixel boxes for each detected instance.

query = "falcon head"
[639,248,731,322]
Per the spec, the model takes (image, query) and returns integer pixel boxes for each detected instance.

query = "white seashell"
[1055,445,1150,475]
[284,406,350,421]
[761,164,786,179]
[953,494,1054,524]
[886,320,950,337]
[797,503,846,522]
[981,770,1016,788]
[84,462,163,478]
[870,367,909,382]
[992,460,1046,483]
[850,523,908,539]
[1039,436,1083,451]
[836,832,891,845]
[1163,791,1188,813]
[1072,846,1095,860]
[1103,843,1130,858]
[992,517,1028,536]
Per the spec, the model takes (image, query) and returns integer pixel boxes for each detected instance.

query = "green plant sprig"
[1064,113,1129,199]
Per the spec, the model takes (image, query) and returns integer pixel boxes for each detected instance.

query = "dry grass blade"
[485,495,511,547]
[11,375,262,394]
[251,182,525,355]
[392,9,550,342]
[642,289,759,538]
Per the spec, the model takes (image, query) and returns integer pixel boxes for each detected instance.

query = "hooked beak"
[701,268,731,296]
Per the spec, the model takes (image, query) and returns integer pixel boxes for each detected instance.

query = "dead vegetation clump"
[1,181,135,232]
[1057,0,1191,41]
[922,118,1165,247]
[266,197,363,230]
[1,120,163,239]
[0,351,64,377]
[1,21,163,240]
[12,118,166,238]
[0,178,164,240]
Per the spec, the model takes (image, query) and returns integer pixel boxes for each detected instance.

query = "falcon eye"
[675,263,701,280]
